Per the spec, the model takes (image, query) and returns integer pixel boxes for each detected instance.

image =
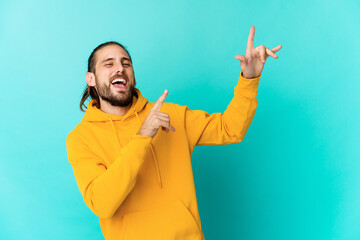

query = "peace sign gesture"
[137,89,176,138]
[234,26,282,79]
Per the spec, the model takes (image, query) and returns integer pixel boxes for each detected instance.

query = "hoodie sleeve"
[177,71,261,148]
[66,133,152,219]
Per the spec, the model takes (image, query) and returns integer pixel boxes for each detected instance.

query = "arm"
[182,26,282,147]
[179,71,261,147]
[66,133,152,219]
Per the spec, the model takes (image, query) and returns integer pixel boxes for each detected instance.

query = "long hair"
[80,41,133,112]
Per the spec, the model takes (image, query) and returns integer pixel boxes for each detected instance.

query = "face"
[88,44,136,107]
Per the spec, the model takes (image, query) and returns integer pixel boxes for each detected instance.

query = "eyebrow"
[101,57,131,64]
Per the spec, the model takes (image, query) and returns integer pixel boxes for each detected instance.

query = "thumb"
[235,54,246,63]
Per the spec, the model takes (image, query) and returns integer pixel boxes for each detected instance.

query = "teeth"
[112,78,126,84]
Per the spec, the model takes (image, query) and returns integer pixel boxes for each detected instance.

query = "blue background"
[1,0,359,239]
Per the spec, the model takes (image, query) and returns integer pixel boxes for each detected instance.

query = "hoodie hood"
[81,87,163,188]
[82,88,147,123]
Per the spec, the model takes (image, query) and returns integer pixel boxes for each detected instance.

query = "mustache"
[110,74,127,82]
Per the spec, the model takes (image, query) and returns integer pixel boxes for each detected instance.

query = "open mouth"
[111,78,128,90]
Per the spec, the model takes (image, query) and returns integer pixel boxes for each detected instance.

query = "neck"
[99,99,133,116]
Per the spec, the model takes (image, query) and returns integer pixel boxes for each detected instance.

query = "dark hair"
[80,41,132,111]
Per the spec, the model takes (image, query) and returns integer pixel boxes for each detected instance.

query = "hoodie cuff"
[131,134,153,142]
[235,71,261,97]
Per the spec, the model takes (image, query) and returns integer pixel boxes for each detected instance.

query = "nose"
[114,61,124,74]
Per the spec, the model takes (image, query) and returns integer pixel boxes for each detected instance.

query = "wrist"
[137,129,153,138]
[241,71,260,79]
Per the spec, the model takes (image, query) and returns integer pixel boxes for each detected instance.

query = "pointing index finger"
[246,26,255,51]
[152,89,168,111]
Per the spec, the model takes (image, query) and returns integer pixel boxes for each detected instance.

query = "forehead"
[95,44,130,63]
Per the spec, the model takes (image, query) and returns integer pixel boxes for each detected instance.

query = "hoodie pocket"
[121,200,203,240]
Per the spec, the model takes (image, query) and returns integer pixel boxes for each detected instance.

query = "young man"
[66,26,282,240]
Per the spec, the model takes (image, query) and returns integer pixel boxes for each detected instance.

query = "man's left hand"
[234,26,282,79]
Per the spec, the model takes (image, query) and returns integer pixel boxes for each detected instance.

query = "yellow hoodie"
[66,71,261,240]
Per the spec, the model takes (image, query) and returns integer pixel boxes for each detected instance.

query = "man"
[66,26,282,240]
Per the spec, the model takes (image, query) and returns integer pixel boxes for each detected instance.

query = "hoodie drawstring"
[108,116,123,150]
[107,112,163,189]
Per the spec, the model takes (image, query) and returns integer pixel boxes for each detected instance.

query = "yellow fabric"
[66,71,261,240]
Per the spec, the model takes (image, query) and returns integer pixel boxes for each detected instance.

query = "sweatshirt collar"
[82,88,148,122]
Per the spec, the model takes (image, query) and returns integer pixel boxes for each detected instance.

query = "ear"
[86,72,96,87]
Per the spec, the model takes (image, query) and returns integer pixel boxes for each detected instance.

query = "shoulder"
[145,102,190,121]
[66,122,92,146]
[151,102,191,123]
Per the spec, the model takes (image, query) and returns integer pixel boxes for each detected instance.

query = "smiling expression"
[88,44,137,107]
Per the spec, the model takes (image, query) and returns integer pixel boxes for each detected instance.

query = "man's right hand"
[136,89,176,138]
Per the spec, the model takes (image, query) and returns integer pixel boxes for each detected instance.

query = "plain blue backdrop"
[1,0,359,239]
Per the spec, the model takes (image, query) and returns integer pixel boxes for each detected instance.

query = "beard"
[95,76,136,107]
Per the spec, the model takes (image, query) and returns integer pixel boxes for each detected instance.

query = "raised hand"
[137,89,176,138]
[234,26,282,79]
